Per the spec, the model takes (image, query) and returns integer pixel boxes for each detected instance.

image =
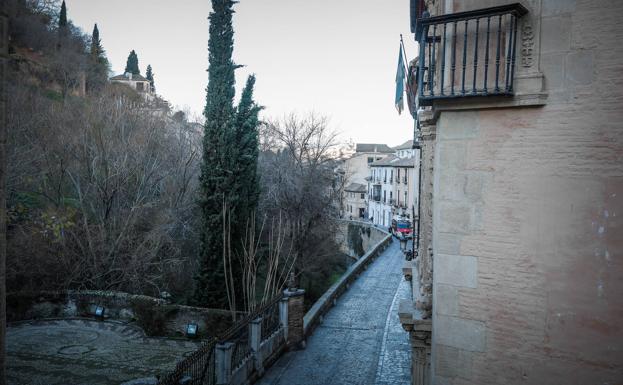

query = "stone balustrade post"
[215,342,234,385]
[250,317,263,375]
[279,297,289,338]
[283,288,305,349]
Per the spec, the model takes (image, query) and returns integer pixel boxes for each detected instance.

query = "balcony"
[415,3,528,106]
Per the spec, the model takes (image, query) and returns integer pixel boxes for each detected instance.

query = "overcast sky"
[68,0,418,147]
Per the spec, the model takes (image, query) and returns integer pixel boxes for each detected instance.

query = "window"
[361,193,365,199]
[398,169,401,179]
[404,191,408,206]
[136,82,144,91]
[411,0,426,36]
[368,157,373,163]
[383,190,386,203]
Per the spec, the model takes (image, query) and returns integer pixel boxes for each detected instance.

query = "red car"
[391,219,412,239]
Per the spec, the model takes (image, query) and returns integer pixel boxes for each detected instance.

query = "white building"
[110,72,154,98]
[367,141,420,228]
[339,143,393,217]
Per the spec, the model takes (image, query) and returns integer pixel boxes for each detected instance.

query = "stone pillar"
[283,288,305,349]
[399,304,432,385]
[410,328,432,385]
[250,317,263,375]
[215,342,234,385]
[279,297,289,338]
[414,110,436,314]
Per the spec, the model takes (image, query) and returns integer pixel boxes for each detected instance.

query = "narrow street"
[258,239,411,385]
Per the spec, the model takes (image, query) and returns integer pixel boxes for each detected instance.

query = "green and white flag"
[395,45,405,114]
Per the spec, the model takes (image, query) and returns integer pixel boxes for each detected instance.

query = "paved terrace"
[7,319,200,385]
[258,239,411,385]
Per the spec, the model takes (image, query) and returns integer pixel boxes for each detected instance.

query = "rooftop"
[394,140,414,150]
[355,143,394,153]
[110,73,150,82]
[369,155,415,168]
[344,182,367,193]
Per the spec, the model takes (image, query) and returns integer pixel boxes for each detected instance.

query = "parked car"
[391,218,412,239]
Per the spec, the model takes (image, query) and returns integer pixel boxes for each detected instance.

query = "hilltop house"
[110,72,153,95]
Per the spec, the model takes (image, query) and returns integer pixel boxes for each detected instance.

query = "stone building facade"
[344,182,367,219]
[401,0,623,384]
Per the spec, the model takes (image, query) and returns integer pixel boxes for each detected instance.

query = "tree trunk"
[0,9,8,385]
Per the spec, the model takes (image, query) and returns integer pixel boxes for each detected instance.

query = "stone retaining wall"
[7,290,235,338]
[337,220,388,258]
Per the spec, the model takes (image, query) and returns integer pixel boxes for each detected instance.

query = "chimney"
[125,72,132,80]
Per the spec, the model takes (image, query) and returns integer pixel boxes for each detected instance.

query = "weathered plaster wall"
[431,1,623,384]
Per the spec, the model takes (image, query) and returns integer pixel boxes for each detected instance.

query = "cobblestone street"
[258,239,411,385]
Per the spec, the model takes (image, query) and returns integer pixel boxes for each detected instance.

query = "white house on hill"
[110,72,153,95]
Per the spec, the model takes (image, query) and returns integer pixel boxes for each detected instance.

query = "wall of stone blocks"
[431,1,623,384]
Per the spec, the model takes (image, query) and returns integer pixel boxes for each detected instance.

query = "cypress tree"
[59,1,67,29]
[87,23,109,93]
[124,50,140,75]
[91,24,103,57]
[57,0,68,48]
[145,64,154,90]
[233,75,262,221]
[194,0,239,309]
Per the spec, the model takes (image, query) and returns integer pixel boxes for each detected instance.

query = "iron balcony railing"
[416,3,528,105]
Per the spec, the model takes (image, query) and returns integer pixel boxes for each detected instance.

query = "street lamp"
[94,305,105,318]
[186,323,198,338]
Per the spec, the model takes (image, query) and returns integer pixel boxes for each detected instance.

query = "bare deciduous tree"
[259,113,348,302]
[7,81,202,299]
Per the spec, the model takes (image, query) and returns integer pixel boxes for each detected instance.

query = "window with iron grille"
[415,3,528,105]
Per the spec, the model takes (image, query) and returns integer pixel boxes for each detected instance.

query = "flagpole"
[400,34,409,76]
